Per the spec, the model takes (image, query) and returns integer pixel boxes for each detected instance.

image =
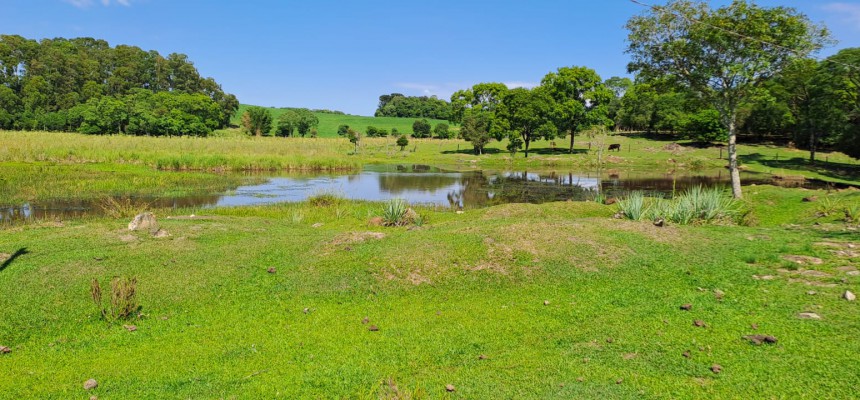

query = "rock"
[151,228,170,238]
[606,337,614,343]
[682,350,691,358]
[90,396,98,400]
[844,290,856,301]
[302,308,310,314]
[653,218,665,227]
[0,345,10,354]
[693,320,707,328]
[714,289,725,300]
[807,291,817,295]
[753,275,775,281]
[311,223,323,228]
[83,379,98,390]
[802,196,818,202]
[616,379,623,384]
[543,300,550,306]
[711,364,722,374]
[128,212,158,232]
[478,354,487,360]
[576,377,585,382]
[445,384,456,392]
[612,211,624,219]
[798,312,822,320]
[455,210,464,215]
[743,334,778,345]
[267,267,276,274]
[680,303,692,311]
[368,325,379,331]
[782,255,824,265]
[848,271,860,276]
[361,317,369,324]
[123,325,137,332]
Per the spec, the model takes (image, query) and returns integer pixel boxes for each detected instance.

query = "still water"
[1,164,842,222]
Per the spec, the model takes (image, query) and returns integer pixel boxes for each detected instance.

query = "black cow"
[608,143,621,152]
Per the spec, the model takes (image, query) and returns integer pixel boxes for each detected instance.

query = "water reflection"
[1,165,848,223]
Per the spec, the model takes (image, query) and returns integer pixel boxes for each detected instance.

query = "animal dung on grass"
[267,267,276,274]
[680,303,693,311]
[711,364,722,374]
[693,320,707,328]
[743,335,778,345]
[0,345,10,354]
[368,325,379,332]
[122,324,137,332]
[445,384,456,392]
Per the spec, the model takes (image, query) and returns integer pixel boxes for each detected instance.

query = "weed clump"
[381,198,422,226]
[91,277,139,321]
[617,186,743,225]
[307,191,344,207]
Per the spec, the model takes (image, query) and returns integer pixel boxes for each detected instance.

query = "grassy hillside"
[232,105,453,138]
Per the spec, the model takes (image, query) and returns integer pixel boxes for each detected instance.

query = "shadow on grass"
[441,148,503,155]
[740,154,860,183]
[0,247,29,272]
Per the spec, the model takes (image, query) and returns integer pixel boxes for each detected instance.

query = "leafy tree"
[682,109,727,142]
[375,93,451,120]
[493,87,558,157]
[817,48,860,159]
[412,119,431,138]
[294,108,319,137]
[434,123,450,139]
[243,106,272,137]
[366,126,380,137]
[337,124,350,136]
[449,82,508,124]
[396,134,409,150]
[626,0,831,198]
[376,127,389,138]
[541,66,613,152]
[275,110,298,137]
[347,128,361,153]
[459,112,492,155]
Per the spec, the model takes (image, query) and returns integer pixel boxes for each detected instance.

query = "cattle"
[608,143,621,152]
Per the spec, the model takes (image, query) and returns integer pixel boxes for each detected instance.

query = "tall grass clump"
[91,277,139,321]
[617,191,648,221]
[381,198,421,226]
[617,186,742,225]
[98,196,152,218]
[307,190,344,207]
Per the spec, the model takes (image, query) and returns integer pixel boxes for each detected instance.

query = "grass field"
[232,105,453,138]
[1,186,858,398]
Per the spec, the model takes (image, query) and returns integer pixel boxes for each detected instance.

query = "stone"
[478,354,487,360]
[368,325,379,332]
[782,255,824,265]
[83,379,98,390]
[693,320,707,328]
[0,345,10,354]
[128,212,158,232]
[680,303,692,311]
[311,223,323,228]
[798,312,822,320]
[543,300,550,306]
[123,325,137,332]
[682,350,691,358]
[753,275,775,281]
[616,379,623,384]
[714,289,725,300]
[711,364,722,374]
[445,384,456,392]
[151,228,170,238]
[361,317,369,324]
[844,291,856,301]
[807,290,817,295]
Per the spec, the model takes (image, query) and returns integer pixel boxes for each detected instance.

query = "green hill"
[232,105,453,138]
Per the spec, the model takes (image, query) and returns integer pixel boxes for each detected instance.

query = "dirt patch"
[787,278,837,288]
[0,253,9,262]
[782,255,824,265]
[119,234,138,243]
[330,231,386,246]
[606,155,624,164]
[379,262,436,286]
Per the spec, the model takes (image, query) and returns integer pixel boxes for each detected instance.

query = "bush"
[434,123,450,139]
[337,124,350,136]
[682,109,727,142]
[381,198,421,226]
[412,119,431,138]
[307,191,344,207]
[91,277,139,321]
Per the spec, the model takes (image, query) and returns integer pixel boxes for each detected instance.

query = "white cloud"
[63,0,131,8]
[503,81,539,89]
[822,3,860,30]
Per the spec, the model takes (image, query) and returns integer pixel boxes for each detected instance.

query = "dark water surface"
[1,164,846,222]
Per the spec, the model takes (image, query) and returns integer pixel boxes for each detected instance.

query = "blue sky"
[6,0,860,115]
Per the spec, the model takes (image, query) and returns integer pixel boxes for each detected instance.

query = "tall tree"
[541,66,613,153]
[820,48,860,159]
[242,106,272,137]
[493,87,558,158]
[626,0,830,198]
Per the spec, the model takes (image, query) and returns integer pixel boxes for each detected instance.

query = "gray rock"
[83,379,98,390]
[151,228,170,238]
[798,312,822,320]
[844,291,856,301]
[128,212,158,232]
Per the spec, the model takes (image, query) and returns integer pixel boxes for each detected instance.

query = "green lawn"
[231,105,453,138]
[1,186,858,398]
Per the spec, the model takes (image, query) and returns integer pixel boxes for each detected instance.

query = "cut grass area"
[232,104,453,138]
[0,186,858,398]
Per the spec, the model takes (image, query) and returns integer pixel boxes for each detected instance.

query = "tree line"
[0,35,238,135]
[375,93,451,120]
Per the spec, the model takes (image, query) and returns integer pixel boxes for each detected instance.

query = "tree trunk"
[524,137,530,158]
[809,126,816,164]
[727,118,742,199]
[569,131,575,154]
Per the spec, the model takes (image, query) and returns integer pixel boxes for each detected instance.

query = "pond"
[0,164,846,223]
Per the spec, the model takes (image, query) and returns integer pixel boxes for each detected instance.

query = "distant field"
[232,105,454,138]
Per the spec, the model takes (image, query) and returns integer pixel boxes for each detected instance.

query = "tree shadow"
[0,247,29,272]
[441,148,503,155]
[740,154,860,183]
[525,148,590,155]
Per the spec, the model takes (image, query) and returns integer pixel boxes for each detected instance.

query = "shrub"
[91,277,139,321]
[682,109,727,142]
[307,191,344,207]
[381,198,421,226]
[337,124,350,136]
[434,123,450,139]
[617,191,648,220]
[396,135,409,151]
[617,186,742,225]
[412,119,431,138]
